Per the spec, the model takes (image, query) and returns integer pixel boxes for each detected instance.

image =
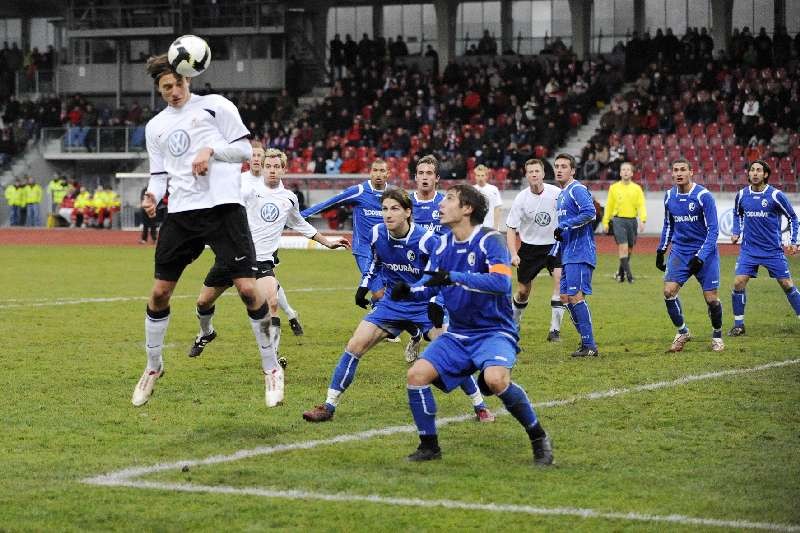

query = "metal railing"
[40,126,147,154]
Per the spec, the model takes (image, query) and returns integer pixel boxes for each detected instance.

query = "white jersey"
[242,180,317,262]
[241,170,261,187]
[505,183,561,245]
[145,93,250,213]
[474,182,503,228]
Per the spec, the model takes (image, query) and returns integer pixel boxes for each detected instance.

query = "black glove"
[423,270,453,287]
[553,226,564,241]
[687,256,704,275]
[546,254,558,273]
[428,302,445,328]
[656,250,666,272]
[391,281,411,300]
[354,286,370,309]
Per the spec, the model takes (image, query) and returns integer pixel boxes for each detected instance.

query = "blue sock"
[566,303,581,335]
[732,290,746,327]
[665,297,688,333]
[707,300,723,338]
[785,286,800,316]
[326,351,360,409]
[407,385,437,436]
[498,382,538,430]
[459,375,486,411]
[571,300,597,348]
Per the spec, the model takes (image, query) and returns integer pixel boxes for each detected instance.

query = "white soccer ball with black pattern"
[168,35,211,77]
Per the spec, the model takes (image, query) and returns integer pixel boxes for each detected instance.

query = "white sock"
[250,317,279,372]
[325,388,342,407]
[145,311,170,371]
[277,286,297,319]
[270,316,282,355]
[197,306,215,336]
[550,298,565,331]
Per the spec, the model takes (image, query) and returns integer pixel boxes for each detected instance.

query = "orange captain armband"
[488,264,512,276]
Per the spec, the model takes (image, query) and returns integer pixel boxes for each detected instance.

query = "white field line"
[0,287,350,309]
[82,358,800,532]
[88,480,800,532]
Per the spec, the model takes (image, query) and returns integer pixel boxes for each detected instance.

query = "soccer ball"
[168,35,211,77]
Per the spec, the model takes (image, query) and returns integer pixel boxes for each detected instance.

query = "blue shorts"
[421,331,519,392]
[664,251,720,291]
[735,252,792,279]
[560,263,594,296]
[363,299,431,339]
[355,253,383,292]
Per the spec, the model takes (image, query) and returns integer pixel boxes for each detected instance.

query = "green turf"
[1,245,798,531]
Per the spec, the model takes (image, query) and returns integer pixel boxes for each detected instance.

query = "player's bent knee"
[481,367,510,395]
[407,360,436,386]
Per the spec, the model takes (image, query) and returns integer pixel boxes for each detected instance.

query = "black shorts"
[204,259,275,288]
[154,203,257,282]
[517,243,561,284]
[612,216,638,247]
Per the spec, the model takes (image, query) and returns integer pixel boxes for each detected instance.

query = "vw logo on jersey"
[167,129,190,157]
[407,250,416,262]
[260,202,280,223]
[467,251,476,266]
[534,212,552,226]
[761,199,768,208]
[432,210,440,219]
[688,202,695,212]
[719,208,734,237]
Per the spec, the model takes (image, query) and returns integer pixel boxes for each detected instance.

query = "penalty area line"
[91,479,800,532]
[83,358,799,485]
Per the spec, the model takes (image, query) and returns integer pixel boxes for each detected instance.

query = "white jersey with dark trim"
[506,183,560,245]
[241,180,317,262]
[145,93,250,212]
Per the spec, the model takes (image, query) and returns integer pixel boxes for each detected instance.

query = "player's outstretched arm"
[300,184,361,218]
[313,233,351,250]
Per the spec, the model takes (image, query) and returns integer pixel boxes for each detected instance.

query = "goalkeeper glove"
[553,226,564,241]
[423,270,453,287]
[427,302,445,328]
[655,250,666,272]
[354,286,370,309]
[687,256,704,275]
[391,281,411,300]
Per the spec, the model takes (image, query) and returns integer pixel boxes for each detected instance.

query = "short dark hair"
[670,157,692,170]
[381,188,413,223]
[749,159,771,183]
[448,184,487,226]
[417,154,440,176]
[146,54,182,85]
[554,153,576,169]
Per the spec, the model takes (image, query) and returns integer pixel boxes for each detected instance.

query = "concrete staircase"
[558,112,604,164]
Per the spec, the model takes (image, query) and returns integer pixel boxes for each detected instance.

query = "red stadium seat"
[534,145,548,159]
[569,112,582,128]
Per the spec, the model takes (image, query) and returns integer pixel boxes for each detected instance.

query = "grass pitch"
[1,245,798,531]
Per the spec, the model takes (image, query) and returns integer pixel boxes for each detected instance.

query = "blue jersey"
[554,180,596,266]
[733,185,799,257]
[658,184,718,260]
[411,191,448,235]
[411,226,517,338]
[362,222,439,313]
[301,180,386,257]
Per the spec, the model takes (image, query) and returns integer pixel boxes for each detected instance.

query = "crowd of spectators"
[253,45,622,187]
[583,26,800,188]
